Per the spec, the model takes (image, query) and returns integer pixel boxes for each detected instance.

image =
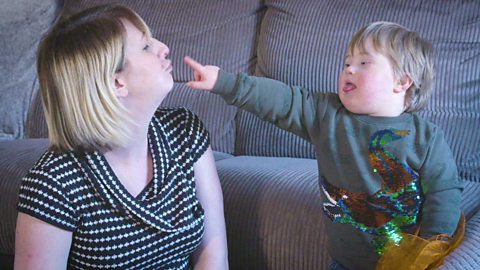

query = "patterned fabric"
[322,129,424,255]
[17,108,209,269]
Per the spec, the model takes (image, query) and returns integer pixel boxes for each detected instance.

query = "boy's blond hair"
[37,5,151,152]
[347,21,434,112]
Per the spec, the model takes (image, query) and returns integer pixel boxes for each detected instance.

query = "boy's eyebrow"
[345,51,372,60]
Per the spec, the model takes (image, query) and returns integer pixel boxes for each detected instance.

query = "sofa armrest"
[439,209,480,270]
[0,139,48,256]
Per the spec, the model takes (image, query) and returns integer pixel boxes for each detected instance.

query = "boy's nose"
[346,65,355,74]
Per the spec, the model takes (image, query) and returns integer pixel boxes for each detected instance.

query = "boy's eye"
[344,63,351,68]
[361,61,367,65]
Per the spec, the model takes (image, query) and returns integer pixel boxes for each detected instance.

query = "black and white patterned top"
[18,108,210,269]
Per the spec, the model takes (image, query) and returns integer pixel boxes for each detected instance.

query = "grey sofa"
[1,0,479,269]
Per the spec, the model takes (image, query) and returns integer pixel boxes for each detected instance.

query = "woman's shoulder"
[152,107,206,133]
[154,107,198,122]
[152,107,210,160]
[24,150,80,184]
[19,150,82,231]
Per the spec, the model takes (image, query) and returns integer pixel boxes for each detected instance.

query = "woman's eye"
[361,61,367,65]
[344,63,350,68]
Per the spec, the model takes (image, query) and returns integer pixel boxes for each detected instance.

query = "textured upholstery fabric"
[439,181,480,269]
[440,210,480,270]
[25,92,48,139]
[460,181,480,220]
[216,156,329,270]
[0,0,62,140]
[240,0,480,184]
[0,139,48,255]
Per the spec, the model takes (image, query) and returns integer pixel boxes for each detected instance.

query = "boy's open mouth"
[343,82,356,92]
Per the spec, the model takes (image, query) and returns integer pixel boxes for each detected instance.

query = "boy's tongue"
[344,82,356,92]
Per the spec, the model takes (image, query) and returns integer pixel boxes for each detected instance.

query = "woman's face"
[116,19,173,108]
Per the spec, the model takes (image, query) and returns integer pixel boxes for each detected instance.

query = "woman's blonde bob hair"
[38,4,151,153]
[347,21,434,112]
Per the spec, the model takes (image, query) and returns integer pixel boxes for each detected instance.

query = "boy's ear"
[114,75,128,97]
[394,75,413,93]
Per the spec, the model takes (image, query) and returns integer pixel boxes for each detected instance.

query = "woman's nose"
[157,42,169,58]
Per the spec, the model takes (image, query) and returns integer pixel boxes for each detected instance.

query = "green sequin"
[321,129,423,255]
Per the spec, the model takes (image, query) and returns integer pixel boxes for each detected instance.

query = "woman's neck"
[106,110,152,160]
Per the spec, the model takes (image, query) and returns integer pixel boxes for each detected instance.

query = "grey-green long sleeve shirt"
[213,70,462,270]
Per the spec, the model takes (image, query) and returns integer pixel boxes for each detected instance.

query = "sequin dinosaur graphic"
[321,129,423,254]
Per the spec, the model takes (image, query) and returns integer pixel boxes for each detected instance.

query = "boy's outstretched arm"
[184,56,321,141]
[184,56,219,91]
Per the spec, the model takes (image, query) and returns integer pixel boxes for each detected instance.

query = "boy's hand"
[184,56,219,91]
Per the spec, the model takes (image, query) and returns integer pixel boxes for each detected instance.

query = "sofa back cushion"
[28,0,266,154]
[0,0,62,140]
[240,0,480,183]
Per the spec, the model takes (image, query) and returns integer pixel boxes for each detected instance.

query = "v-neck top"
[18,108,210,269]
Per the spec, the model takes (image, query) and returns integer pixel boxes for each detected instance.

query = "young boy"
[185,21,464,269]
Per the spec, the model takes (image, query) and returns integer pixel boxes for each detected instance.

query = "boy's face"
[338,38,406,117]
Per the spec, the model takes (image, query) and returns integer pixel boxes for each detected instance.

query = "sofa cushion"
[216,156,329,269]
[440,208,480,270]
[241,0,480,183]
[0,139,48,256]
[0,0,62,140]
[28,0,267,154]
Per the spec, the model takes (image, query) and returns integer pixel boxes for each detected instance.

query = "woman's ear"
[114,75,128,97]
[394,75,413,93]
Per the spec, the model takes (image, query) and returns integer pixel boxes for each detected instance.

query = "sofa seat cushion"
[216,156,329,269]
[0,139,48,255]
[440,208,480,270]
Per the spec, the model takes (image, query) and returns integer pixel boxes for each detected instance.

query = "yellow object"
[376,215,465,270]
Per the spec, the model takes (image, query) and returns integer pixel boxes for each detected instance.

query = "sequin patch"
[322,129,423,255]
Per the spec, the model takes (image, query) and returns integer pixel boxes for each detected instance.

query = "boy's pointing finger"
[184,56,204,72]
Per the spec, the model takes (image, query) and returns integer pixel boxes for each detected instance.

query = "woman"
[14,4,228,270]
